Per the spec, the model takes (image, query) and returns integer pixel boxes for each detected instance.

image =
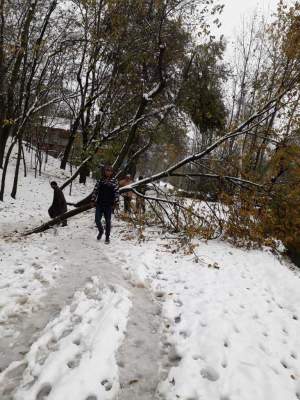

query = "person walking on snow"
[91,164,119,244]
[136,175,148,214]
[48,181,68,226]
[119,174,133,214]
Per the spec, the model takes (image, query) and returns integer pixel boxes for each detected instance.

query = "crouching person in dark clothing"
[91,164,119,244]
[48,181,68,226]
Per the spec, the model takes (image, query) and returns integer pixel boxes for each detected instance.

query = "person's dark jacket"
[48,187,67,218]
[91,177,119,207]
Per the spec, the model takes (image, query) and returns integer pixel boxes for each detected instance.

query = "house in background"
[28,117,81,159]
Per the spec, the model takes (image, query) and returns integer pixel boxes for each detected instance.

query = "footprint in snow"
[179,330,191,339]
[47,338,59,352]
[200,366,220,382]
[14,268,24,274]
[101,379,113,391]
[67,353,81,369]
[282,327,289,336]
[270,366,279,375]
[61,328,73,339]
[168,346,182,364]
[73,337,81,346]
[36,383,52,400]
[193,354,205,361]
[259,343,267,354]
[280,359,289,369]
[173,299,183,307]
[71,315,82,324]
[155,291,165,299]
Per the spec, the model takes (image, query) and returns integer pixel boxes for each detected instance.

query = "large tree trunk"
[60,116,82,170]
[24,203,94,236]
[60,132,76,170]
[0,126,11,168]
[21,143,27,177]
[11,138,22,199]
[0,137,17,201]
[0,0,6,168]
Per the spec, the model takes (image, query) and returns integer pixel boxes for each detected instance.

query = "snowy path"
[0,222,163,400]
[2,216,300,400]
[116,279,161,399]
[2,150,300,400]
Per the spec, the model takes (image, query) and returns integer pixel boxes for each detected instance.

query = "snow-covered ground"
[1,147,300,400]
[119,239,300,400]
[14,278,130,400]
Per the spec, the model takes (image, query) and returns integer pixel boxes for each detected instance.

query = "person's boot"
[97,232,103,241]
[105,236,110,244]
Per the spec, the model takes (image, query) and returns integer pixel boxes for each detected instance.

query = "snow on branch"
[25,78,298,236]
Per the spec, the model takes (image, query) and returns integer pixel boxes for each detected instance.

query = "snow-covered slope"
[1,148,300,400]
[118,239,300,400]
[0,147,93,235]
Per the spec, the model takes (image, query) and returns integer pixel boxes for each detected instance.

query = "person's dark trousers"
[95,205,112,239]
[124,197,131,213]
[136,198,145,214]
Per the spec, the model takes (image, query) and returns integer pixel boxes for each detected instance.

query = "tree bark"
[21,143,27,177]
[0,126,11,168]
[0,137,17,200]
[60,130,77,170]
[11,138,22,199]
[24,203,93,235]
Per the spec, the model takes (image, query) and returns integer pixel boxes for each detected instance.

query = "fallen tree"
[23,70,300,237]
[24,203,93,236]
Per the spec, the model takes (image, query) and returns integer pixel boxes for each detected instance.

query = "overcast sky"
[220,0,278,38]
[215,0,284,56]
